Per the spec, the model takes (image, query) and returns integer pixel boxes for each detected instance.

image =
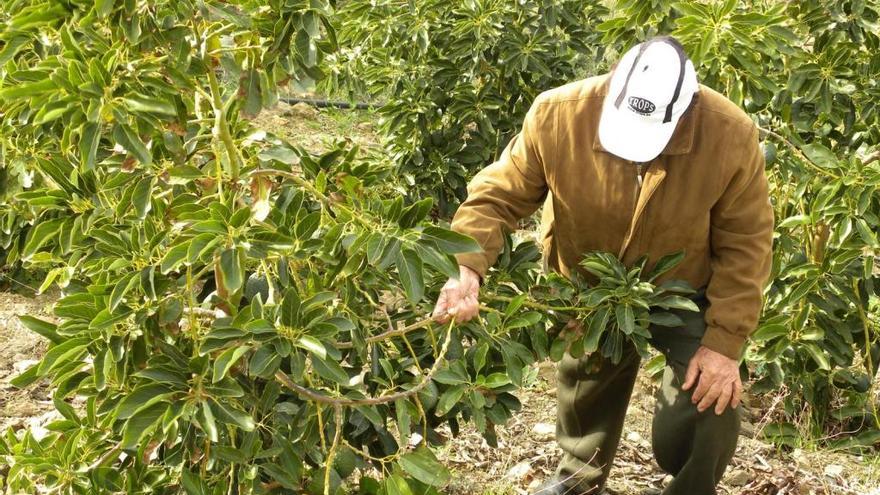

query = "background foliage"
[1,0,879,493]
[323,0,609,216]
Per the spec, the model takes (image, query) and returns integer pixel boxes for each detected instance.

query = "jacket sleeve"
[450,99,551,277]
[702,125,774,360]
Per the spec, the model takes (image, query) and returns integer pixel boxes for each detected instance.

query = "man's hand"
[432,265,481,324]
[682,346,742,415]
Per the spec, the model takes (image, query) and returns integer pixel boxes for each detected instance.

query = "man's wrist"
[700,326,746,361]
[454,253,489,280]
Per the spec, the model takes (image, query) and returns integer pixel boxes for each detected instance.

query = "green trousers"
[554,294,740,495]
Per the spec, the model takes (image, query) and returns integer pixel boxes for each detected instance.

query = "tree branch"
[274,319,455,406]
[757,126,842,181]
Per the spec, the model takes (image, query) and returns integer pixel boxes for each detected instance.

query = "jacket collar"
[591,75,699,157]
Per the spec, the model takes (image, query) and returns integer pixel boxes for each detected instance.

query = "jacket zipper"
[619,161,646,258]
[635,162,644,198]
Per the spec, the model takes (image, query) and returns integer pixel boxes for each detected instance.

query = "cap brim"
[598,99,678,163]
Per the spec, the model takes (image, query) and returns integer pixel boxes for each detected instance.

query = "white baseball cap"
[598,36,699,163]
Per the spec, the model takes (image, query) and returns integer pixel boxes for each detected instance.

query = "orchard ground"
[2,100,879,495]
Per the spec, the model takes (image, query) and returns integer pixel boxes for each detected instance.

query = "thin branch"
[323,405,344,495]
[335,316,435,349]
[485,293,592,313]
[274,319,455,406]
[758,126,842,181]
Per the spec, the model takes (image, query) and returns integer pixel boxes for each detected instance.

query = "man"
[431,36,774,495]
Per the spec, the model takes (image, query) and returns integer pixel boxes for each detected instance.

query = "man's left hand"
[682,346,742,415]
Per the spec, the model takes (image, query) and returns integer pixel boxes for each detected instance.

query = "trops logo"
[627,96,656,115]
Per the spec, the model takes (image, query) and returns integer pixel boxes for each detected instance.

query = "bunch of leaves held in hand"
[526,251,699,366]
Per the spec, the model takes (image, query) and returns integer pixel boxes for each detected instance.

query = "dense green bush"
[324,0,609,216]
[1,2,879,493]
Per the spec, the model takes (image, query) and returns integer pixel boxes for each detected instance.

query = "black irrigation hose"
[279,97,378,110]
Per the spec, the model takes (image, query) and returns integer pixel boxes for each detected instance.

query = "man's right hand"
[432,265,481,324]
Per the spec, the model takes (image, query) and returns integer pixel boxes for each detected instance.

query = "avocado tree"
[324,0,610,216]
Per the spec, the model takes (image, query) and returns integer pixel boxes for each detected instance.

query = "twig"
[336,316,435,349]
[757,126,843,181]
[275,319,455,406]
[324,404,343,495]
[485,293,592,313]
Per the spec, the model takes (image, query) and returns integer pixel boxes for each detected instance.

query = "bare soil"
[440,362,880,494]
[0,290,56,432]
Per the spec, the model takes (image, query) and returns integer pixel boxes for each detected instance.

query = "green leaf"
[18,315,62,344]
[181,469,209,495]
[655,296,699,312]
[10,363,40,388]
[648,312,684,328]
[121,95,176,117]
[413,243,459,280]
[160,242,190,274]
[383,474,414,495]
[249,346,281,378]
[751,324,788,342]
[209,399,255,431]
[615,304,635,334]
[212,345,251,383]
[117,383,175,419]
[855,218,878,247]
[802,142,837,168]
[296,336,326,359]
[399,447,451,486]
[280,287,300,326]
[420,227,482,253]
[198,401,218,443]
[584,307,610,354]
[95,0,115,18]
[113,123,152,165]
[778,214,811,229]
[132,176,155,219]
[803,342,830,371]
[90,307,132,329]
[22,218,63,260]
[435,385,465,416]
[649,251,685,281]
[505,311,542,330]
[80,122,101,170]
[396,248,425,304]
[109,273,138,312]
[218,248,244,295]
[0,79,56,99]
[121,402,167,449]
[37,337,90,375]
[311,355,349,385]
[187,233,219,263]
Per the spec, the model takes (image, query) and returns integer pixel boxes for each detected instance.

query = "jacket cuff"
[454,252,489,280]
[701,326,746,361]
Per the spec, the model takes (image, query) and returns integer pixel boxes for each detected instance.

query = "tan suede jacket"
[451,74,774,360]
